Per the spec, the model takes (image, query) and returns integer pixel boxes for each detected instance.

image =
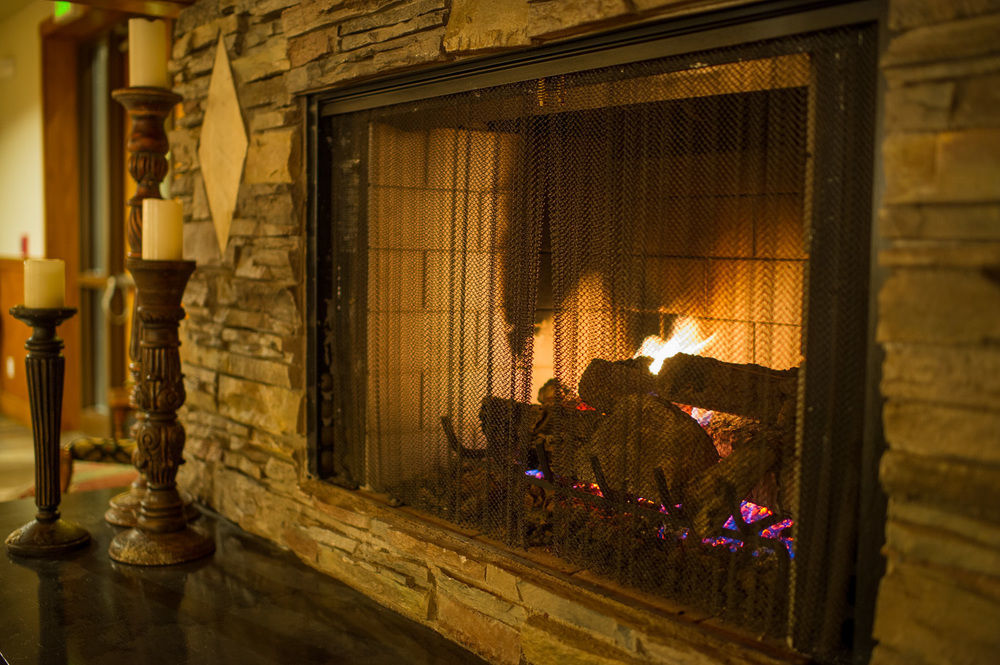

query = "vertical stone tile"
[706,259,752,321]
[755,193,806,259]
[699,318,754,365]
[882,132,938,203]
[753,323,802,370]
[751,259,804,325]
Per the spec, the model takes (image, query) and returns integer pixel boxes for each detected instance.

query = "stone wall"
[170,2,808,664]
[871,1,1000,664]
[166,0,1000,663]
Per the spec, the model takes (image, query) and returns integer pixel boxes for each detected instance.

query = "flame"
[633,317,714,374]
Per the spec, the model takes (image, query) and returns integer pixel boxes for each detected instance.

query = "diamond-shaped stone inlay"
[198,34,247,255]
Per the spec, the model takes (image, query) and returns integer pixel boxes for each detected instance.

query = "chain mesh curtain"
[322,26,875,654]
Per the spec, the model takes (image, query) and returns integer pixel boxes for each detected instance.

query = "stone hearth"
[168,1,1000,664]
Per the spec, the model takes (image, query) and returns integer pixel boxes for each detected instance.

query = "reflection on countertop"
[0,488,487,665]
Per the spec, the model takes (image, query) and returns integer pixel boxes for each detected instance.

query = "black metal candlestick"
[108,259,213,565]
[6,306,90,557]
[105,86,185,528]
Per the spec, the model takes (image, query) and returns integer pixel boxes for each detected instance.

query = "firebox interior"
[314,23,876,660]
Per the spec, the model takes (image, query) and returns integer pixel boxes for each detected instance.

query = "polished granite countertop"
[0,488,487,665]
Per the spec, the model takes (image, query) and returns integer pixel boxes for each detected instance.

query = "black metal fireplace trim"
[305,2,886,662]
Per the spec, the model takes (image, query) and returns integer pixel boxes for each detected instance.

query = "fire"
[633,317,714,374]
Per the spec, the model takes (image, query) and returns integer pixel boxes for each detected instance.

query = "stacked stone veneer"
[167,0,1000,663]
[871,1,1000,664]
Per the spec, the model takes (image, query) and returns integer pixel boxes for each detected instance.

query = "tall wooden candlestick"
[6,306,90,557]
[109,258,214,565]
[105,87,185,528]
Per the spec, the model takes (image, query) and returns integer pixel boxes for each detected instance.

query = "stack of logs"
[479,353,798,538]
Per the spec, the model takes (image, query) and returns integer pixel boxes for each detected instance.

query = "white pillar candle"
[128,18,169,88]
[24,259,65,309]
[142,198,184,260]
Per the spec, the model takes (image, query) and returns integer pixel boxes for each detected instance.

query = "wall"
[870,1,1000,663]
[0,0,50,259]
[166,0,997,663]
[170,1,817,663]
[0,1,50,424]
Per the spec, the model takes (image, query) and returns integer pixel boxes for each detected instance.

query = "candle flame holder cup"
[6,306,90,557]
[108,258,214,566]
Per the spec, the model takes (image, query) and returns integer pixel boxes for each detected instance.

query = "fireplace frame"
[305,1,886,661]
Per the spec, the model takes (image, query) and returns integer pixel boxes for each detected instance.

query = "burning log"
[479,396,537,460]
[478,396,602,466]
[683,436,780,538]
[577,358,655,414]
[578,354,798,425]
[704,411,766,457]
[583,394,718,502]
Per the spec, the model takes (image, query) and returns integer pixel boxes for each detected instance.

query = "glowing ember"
[690,406,713,427]
[697,500,795,557]
[633,317,714,374]
[523,469,794,557]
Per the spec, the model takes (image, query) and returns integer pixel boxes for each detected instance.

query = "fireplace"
[310,14,876,662]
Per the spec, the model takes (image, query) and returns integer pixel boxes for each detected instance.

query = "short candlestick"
[6,306,90,557]
[108,258,213,565]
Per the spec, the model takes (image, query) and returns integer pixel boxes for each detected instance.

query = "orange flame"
[633,317,714,374]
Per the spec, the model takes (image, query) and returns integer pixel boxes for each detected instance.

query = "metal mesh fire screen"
[313,21,876,662]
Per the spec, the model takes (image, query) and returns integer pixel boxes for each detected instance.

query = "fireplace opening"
[311,16,876,661]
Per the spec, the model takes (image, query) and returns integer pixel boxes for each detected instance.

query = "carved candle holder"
[6,306,90,557]
[105,86,185,528]
[108,259,214,566]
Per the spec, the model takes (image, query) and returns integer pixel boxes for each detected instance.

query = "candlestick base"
[109,486,213,565]
[104,483,145,527]
[6,517,90,557]
[108,523,214,566]
[105,480,201,527]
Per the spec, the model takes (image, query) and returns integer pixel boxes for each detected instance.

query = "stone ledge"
[872,560,1000,664]
[883,12,1000,68]
[341,8,447,52]
[879,241,1000,266]
[885,514,1000,579]
[889,499,1000,564]
[304,485,806,665]
[884,400,1000,463]
[281,0,398,38]
[882,53,1000,85]
[885,72,1000,131]
[889,0,1000,31]
[883,129,1000,204]
[176,467,805,665]
[876,267,1000,344]
[880,449,1000,524]
[881,342,1000,409]
[880,204,1000,240]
